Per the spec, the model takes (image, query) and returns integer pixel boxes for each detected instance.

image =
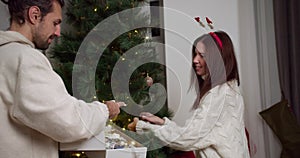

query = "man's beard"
[34,36,51,50]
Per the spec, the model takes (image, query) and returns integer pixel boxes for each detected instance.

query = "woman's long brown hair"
[190,31,240,109]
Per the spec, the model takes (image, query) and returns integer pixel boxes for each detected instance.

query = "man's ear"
[28,6,41,24]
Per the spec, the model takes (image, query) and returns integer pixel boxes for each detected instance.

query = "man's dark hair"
[1,0,65,24]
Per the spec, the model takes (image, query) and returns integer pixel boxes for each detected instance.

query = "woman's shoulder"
[210,80,240,95]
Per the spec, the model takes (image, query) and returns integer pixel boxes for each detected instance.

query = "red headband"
[209,32,223,50]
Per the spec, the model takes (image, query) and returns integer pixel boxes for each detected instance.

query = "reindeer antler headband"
[194,16,223,50]
[194,16,214,29]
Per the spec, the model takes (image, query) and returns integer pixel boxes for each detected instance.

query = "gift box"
[59,125,147,158]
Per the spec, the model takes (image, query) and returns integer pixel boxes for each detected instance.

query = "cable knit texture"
[0,31,109,158]
[136,80,250,158]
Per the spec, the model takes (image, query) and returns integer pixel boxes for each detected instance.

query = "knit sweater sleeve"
[136,85,229,151]
[11,48,109,143]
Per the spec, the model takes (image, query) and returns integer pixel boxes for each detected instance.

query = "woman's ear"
[28,6,41,24]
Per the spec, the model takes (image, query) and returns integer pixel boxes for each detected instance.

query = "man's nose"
[54,25,61,37]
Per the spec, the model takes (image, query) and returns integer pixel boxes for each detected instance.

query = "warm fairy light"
[145,36,150,40]
[131,141,136,146]
[73,153,81,157]
[121,57,125,61]
[122,128,126,131]
[94,8,98,12]
[134,30,138,33]
[128,118,131,122]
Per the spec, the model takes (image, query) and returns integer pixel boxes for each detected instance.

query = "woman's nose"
[193,56,200,64]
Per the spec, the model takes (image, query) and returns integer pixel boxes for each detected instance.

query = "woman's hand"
[128,117,139,132]
[140,112,165,125]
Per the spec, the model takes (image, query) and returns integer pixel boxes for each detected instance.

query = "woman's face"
[193,41,207,77]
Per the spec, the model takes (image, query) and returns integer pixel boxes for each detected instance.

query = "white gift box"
[59,125,147,158]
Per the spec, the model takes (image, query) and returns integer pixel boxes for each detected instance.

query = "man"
[0,0,120,157]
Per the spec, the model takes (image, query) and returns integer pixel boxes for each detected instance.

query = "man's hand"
[104,100,120,119]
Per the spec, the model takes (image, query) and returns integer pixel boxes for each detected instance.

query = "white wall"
[163,0,240,124]
[163,0,281,158]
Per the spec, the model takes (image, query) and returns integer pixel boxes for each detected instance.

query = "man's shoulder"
[0,42,49,69]
[0,42,40,58]
[0,31,34,48]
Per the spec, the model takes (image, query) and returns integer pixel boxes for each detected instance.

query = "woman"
[128,31,250,158]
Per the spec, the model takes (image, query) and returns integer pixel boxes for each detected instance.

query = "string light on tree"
[105,5,109,11]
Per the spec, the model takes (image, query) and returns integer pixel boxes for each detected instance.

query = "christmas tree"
[50,0,173,157]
